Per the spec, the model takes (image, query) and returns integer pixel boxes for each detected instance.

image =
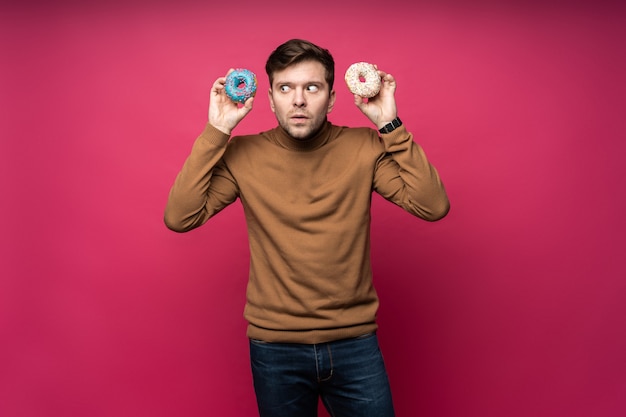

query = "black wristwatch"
[378,117,403,134]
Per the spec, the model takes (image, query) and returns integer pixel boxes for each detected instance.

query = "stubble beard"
[279,116,326,141]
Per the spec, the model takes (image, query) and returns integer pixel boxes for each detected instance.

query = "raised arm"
[355,67,449,221]
[164,72,254,232]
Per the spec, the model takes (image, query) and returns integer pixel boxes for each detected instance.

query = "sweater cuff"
[379,124,409,146]
[198,122,231,147]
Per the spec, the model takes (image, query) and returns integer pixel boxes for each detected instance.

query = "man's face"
[268,60,336,140]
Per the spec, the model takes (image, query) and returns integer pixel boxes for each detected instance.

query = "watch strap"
[378,117,403,134]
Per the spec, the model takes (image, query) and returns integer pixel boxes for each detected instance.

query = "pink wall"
[2,1,625,416]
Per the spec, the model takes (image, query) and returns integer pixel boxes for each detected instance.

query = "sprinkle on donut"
[224,68,258,103]
[344,62,381,98]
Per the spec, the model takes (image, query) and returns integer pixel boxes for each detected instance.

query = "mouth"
[290,114,309,123]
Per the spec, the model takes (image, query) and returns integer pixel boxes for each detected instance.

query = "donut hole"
[236,78,247,90]
[359,75,366,83]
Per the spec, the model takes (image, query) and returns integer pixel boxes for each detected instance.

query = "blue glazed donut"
[224,68,257,103]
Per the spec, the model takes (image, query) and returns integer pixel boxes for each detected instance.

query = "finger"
[382,74,396,89]
[353,94,364,108]
[212,76,227,93]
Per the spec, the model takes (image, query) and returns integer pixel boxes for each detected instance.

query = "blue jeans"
[249,333,395,417]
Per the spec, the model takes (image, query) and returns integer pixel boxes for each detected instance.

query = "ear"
[327,89,336,114]
[268,88,275,113]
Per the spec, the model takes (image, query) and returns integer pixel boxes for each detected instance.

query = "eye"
[306,85,319,92]
[279,85,291,92]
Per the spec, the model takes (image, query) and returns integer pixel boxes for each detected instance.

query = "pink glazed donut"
[344,62,381,98]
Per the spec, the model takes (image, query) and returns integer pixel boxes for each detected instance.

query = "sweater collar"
[270,119,333,151]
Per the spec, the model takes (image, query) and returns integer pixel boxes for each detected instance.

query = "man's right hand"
[208,69,255,135]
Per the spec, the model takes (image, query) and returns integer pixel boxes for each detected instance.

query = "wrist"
[209,121,232,136]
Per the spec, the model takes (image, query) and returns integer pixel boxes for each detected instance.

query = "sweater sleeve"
[164,123,240,232]
[373,126,450,221]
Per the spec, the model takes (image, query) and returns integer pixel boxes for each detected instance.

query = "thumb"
[240,96,255,116]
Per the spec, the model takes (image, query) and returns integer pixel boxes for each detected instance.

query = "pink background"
[1,1,625,416]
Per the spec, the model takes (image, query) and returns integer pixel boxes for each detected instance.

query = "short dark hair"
[265,39,335,91]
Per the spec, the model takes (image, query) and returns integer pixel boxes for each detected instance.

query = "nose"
[293,87,306,107]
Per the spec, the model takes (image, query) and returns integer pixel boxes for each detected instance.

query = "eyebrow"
[274,80,325,87]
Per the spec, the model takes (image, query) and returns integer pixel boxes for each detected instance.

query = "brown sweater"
[164,120,449,344]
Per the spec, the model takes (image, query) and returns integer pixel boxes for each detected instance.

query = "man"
[165,39,449,417]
